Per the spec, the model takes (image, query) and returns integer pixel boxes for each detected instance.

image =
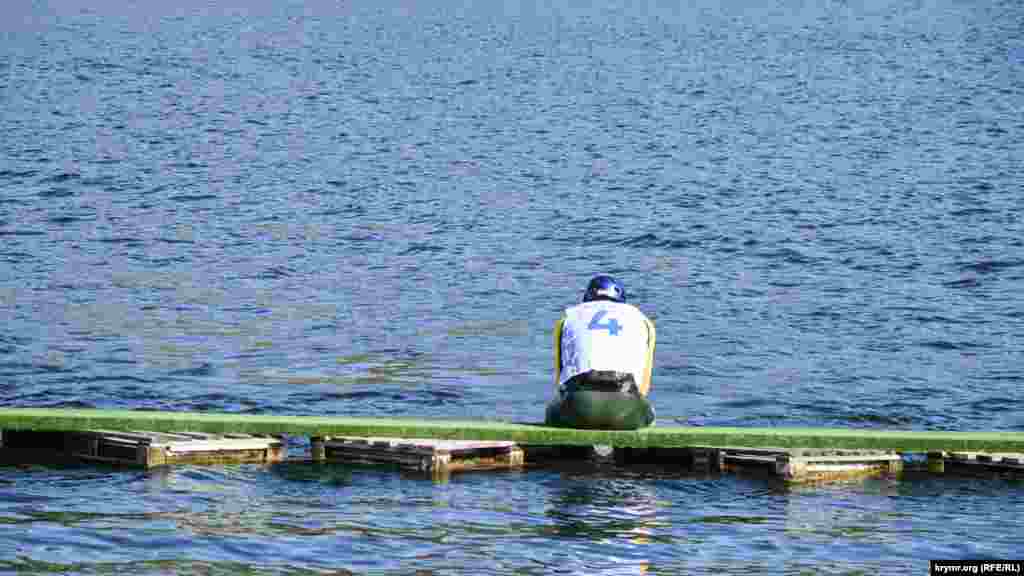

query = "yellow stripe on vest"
[553,317,565,391]
[641,318,656,397]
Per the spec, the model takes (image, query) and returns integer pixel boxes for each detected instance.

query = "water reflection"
[542,467,664,575]
[0,459,1022,574]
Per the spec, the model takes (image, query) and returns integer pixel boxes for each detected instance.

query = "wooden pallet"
[0,429,285,468]
[616,446,903,483]
[312,436,524,475]
[724,448,903,483]
[928,451,1024,475]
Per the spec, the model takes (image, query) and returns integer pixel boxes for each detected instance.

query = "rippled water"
[1,0,1022,572]
[0,462,1022,575]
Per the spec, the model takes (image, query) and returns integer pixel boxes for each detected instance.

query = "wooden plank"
[0,408,1022,452]
[944,451,1024,473]
[724,453,777,464]
[781,460,900,483]
[786,453,901,464]
[85,430,156,443]
[164,438,283,454]
[948,451,1024,462]
[171,431,219,440]
[777,450,902,483]
[330,437,518,453]
[163,448,283,466]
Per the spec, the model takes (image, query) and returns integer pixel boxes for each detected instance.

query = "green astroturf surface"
[0,408,1022,452]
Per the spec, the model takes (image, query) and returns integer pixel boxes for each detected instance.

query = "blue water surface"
[1,0,1022,573]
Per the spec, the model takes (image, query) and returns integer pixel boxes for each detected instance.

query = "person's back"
[546,275,656,430]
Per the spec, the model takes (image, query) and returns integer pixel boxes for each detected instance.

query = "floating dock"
[0,408,1022,482]
[0,408,1022,452]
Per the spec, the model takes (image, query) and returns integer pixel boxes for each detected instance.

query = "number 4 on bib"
[588,310,623,336]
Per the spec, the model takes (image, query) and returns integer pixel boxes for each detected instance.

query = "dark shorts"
[545,371,655,430]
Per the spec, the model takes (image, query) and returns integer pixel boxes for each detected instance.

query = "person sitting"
[545,275,656,430]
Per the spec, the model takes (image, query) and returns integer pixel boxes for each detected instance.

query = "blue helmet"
[583,275,626,303]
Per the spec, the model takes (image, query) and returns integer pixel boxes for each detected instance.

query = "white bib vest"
[558,301,652,387]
